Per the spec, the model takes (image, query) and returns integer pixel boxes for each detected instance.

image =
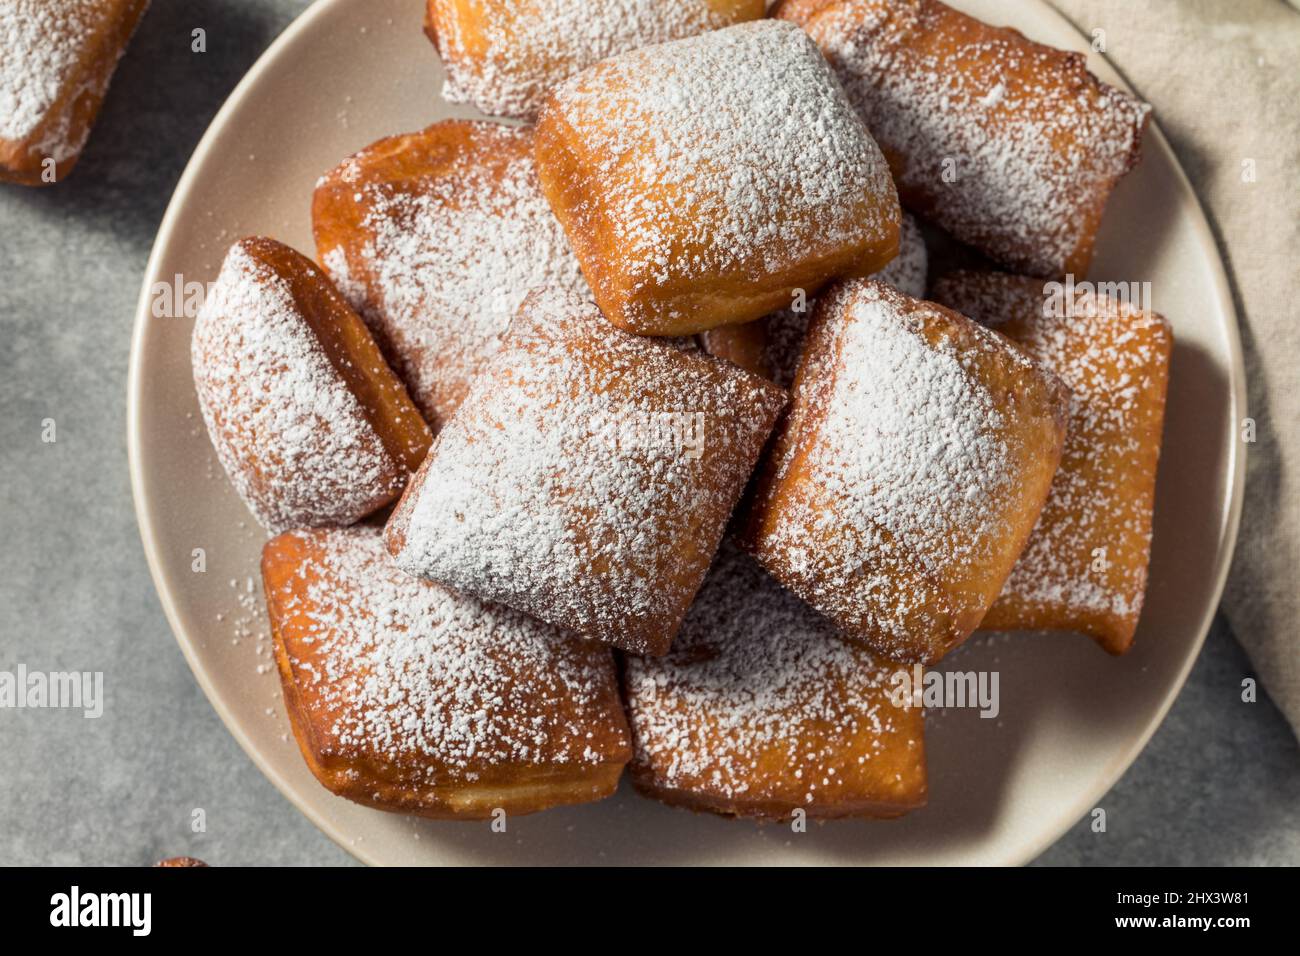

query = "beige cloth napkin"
[1047,0,1300,739]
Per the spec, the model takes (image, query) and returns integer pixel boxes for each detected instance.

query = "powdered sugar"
[191,240,407,533]
[429,0,761,120]
[538,19,899,331]
[782,0,1150,276]
[931,271,1171,637]
[624,543,924,811]
[744,279,1064,661]
[873,209,929,299]
[0,0,95,140]
[388,288,786,655]
[316,124,587,429]
[269,526,626,775]
[766,212,928,388]
[320,246,367,310]
[790,288,1015,579]
[0,0,104,153]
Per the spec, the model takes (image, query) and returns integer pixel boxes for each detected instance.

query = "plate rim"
[126,0,1248,867]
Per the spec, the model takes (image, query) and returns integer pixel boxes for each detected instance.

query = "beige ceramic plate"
[128,0,1245,865]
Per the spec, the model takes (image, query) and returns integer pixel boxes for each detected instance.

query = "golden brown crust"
[931,271,1172,654]
[532,21,900,337]
[763,211,929,388]
[740,279,1068,664]
[424,0,766,121]
[696,322,770,379]
[772,0,840,19]
[0,0,150,186]
[243,237,431,477]
[421,0,441,50]
[191,237,431,532]
[313,120,587,432]
[628,782,921,821]
[385,288,786,656]
[777,0,1150,278]
[264,526,632,820]
[624,545,926,820]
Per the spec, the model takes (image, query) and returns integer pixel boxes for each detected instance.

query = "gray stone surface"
[0,0,1295,866]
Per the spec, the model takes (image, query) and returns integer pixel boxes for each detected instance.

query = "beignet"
[765,211,928,388]
[625,544,927,820]
[424,0,765,121]
[533,20,901,337]
[696,322,770,380]
[385,288,787,656]
[775,0,1151,278]
[192,237,431,533]
[264,526,631,819]
[313,120,587,432]
[739,279,1069,665]
[931,271,1172,654]
[0,0,149,186]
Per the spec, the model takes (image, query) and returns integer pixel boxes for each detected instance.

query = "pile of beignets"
[190,0,1172,823]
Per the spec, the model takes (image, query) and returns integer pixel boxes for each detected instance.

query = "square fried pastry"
[0,0,149,185]
[739,279,1069,665]
[385,288,787,656]
[191,237,431,533]
[263,526,631,819]
[931,271,1172,654]
[313,120,589,432]
[624,543,927,820]
[425,0,765,121]
[533,20,901,337]
[765,211,929,388]
[776,0,1151,278]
